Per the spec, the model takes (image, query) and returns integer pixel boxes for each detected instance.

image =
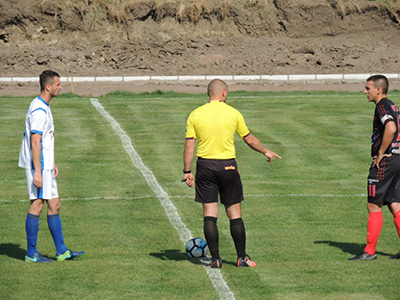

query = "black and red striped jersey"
[371,98,400,157]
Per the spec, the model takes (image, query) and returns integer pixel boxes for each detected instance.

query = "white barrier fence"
[1,73,399,83]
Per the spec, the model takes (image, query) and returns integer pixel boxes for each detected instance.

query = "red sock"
[393,210,400,239]
[364,211,383,255]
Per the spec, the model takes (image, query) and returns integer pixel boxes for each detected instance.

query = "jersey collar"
[37,96,49,106]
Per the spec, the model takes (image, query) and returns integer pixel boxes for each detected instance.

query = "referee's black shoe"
[348,251,377,261]
[390,251,400,259]
[209,258,222,268]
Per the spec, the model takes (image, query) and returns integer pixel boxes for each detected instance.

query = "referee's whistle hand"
[183,173,194,187]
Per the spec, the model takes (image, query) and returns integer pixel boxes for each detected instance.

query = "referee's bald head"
[207,79,228,101]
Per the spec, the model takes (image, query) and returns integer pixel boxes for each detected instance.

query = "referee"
[349,75,400,260]
[183,79,281,268]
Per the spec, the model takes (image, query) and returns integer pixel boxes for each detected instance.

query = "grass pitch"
[1,90,400,299]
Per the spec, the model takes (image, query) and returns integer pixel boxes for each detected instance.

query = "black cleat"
[209,258,222,268]
[348,251,377,261]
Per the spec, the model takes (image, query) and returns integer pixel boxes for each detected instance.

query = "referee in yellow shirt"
[183,79,281,268]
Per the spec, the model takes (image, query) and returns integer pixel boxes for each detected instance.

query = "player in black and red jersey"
[349,75,400,260]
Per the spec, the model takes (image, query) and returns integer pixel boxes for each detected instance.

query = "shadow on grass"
[150,249,205,266]
[0,243,26,261]
[314,240,391,257]
[149,249,187,261]
[149,249,236,267]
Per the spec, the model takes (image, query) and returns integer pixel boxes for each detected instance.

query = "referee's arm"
[183,138,195,187]
[243,133,282,164]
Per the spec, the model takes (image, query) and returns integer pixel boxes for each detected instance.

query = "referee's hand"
[264,150,282,164]
[183,173,194,187]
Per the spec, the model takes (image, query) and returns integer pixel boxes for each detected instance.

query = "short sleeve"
[30,108,46,135]
[185,112,196,139]
[377,102,394,126]
[236,111,250,138]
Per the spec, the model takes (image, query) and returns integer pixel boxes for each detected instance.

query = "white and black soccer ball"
[185,237,209,258]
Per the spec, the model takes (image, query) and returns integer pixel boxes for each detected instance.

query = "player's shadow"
[314,240,391,257]
[0,243,26,261]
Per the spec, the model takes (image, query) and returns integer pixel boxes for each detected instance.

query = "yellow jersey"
[185,100,250,159]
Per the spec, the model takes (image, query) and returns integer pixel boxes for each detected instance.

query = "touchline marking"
[90,98,235,300]
[12,195,156,203]
[90,93,362,102]
[1,193,367,203]
[246,193,367,198]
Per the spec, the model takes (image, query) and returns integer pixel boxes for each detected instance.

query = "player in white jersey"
[19,95,55,175]
[19,70,84,263]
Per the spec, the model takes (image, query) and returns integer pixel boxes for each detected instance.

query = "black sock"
[230,218,246,259]
[204,216,219,260]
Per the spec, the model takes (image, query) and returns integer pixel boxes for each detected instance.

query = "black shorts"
[368,155,400,205]
[195,158,244,206]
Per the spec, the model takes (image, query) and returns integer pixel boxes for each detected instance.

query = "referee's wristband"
[183,170,192,174]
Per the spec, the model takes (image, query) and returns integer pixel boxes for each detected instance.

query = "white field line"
[97,94,362,101]
[1,193,367,203]
[90,98,235,300]
[11,93,364,103]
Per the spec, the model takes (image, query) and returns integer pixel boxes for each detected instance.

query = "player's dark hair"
[367,75,389,95]
[40,70,60,91]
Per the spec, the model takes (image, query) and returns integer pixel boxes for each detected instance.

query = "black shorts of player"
[368,155,400,205]
[195,158,244,206]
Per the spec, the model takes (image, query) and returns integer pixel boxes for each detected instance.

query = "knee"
[48,199,61,214]
[390,203,400,215]
[367,203,382,213]
[29,199,45,215]
[225,203,242,220]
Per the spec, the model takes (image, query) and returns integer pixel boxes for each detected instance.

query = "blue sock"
[26,213,40,257]
[47,214,68,254]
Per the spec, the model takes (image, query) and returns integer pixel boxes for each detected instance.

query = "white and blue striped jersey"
[18,96,55,170]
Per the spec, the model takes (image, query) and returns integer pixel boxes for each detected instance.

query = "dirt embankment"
[0,0,400,80]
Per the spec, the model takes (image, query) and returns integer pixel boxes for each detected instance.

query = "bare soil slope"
[1,0,400,80]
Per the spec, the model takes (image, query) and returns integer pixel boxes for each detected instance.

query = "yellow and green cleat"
[56,249,85,262]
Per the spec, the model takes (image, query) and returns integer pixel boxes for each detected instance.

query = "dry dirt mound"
[0,0,400,78]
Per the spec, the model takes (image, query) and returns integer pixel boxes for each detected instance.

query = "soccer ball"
[185,237,209,258]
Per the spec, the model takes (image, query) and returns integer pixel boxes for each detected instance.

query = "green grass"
[1,90,400,299]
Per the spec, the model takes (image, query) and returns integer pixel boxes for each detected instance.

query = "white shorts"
[25,169,59,200]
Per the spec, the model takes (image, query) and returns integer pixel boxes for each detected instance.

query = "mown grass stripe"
[90,98,235,300]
